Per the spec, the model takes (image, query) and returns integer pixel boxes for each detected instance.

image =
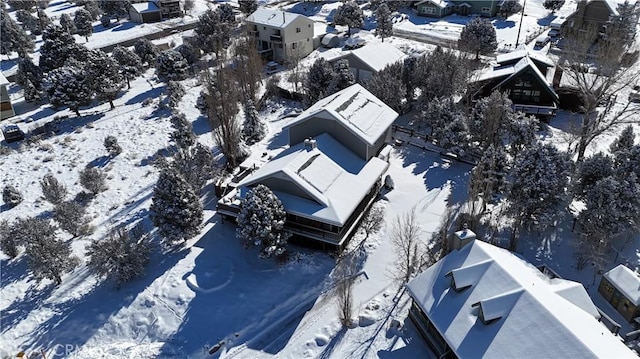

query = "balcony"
[270,34,282,43]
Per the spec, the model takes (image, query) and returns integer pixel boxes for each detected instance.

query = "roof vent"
[303,138,317,151]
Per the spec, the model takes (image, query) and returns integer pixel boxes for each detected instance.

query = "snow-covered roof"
[238,133,388,227]
[416,0,454,9]
[130,2,160,13]
[492,56,559,101]
[496,48,555,67]
[477,66,514,82]
[246,8,310,29]
[285,84,398,147]
[601,0,621,16]
[406,241,635,359]
[0,72,8,86]
[604,265,640,306]
[350,43,407,73]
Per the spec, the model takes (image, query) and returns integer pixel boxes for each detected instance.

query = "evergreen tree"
[84,0,102,20]
[417,46,471,101]
[175,42,198,65]
[242,98,266,145]
[112,45,142,89]
[183,0,194,14]
[165,80,185,108]
[85,49,124,109]
[0,7,35,57]
[375,3,393,42]
[334,1,364,36]
[86,224,151,288]
[155,50,189,81]
[304,58,336,106]
[168,143,218,192]
[100,14,111,28]
[543,0,564,11]
[44,65,93,117]
[609,124,636,155]
[7,0,37,11]
[438,115,471,157]
[15,9,40,34]
[469,144,509,213]
[458,17,497,59]
[79,167,107,194]
[103,135,122,156]
[469,91,516,149]
[3,185,23,207]
[402,56,421,101]
[74,8,93,41]
[572,152,615,200]
[40,173,67,205]
[507,143,571,249]
[606,0,639,46]
[364,61,406,112]
[22,217,79,285]
[98,0,130,21]
[16,57,43,102]
[133,38,159,66]
[508,113,539,157]
[59,12,76,34]
[238,0,258,15]
[195,7,234,56]
[0,220,20,258]
[499,0,523,17]
[150,168,203,244]
[170,112,196,149]
[328,59,355,95]
[236,184,290,258]
[23,79,42,103]
[54,200,93,237]
[417,96,459,136]
[39,24,81,73]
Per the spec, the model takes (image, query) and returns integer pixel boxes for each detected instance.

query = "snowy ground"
[2,1,640,358]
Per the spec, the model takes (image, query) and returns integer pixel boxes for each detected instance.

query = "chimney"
[304,138,317,151]
[453,223,476,250]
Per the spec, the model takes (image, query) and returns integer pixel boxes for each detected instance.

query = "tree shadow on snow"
[0,256,30,285]
[191,115,211,136]
[125,86,166,106]
[318,327,347,359]
[1,282,56,335]
[377,317,437,359]
[494,20,516,29]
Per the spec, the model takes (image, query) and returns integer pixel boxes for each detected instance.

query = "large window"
[422,6,436,14]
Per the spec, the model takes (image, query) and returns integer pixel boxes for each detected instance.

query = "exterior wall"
[409,301,457,358]
[499,69,557,107]
[129,9,162,23]
[328,53,375,83]
[129,9,143,23]
[417,3,446,17]
[418,0,498,17]
[599,277,640,323]
[0,84,15,121]
[246,15,313,63]
[367,128,391,159]
[454,0,498,17]
[580,0,612,29]
[288,115,370,160]
[156,0,181,18]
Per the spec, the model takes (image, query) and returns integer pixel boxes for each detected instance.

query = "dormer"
[472,288,524,325]
[445,259,492,292]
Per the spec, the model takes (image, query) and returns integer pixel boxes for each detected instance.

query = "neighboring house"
[406,240,635,358]
[599,265,640,323]
[217,84,397,250]
[326,43,407,83]
[474,49,559,116]
[416,0,499,17]
[156,0,181,18]
[245,8,315,63]
[565,0,632,31]
[129,2,162,23]
[0,73,15,121]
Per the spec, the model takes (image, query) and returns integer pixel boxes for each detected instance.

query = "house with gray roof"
[415,0,500,17]
[326,43,407,83]
[599,264,640,322]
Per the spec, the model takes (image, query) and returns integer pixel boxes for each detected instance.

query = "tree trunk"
[576,137,589,163]
[54,274,62,285]
[109,99,115,110]
[74,108,80,117]
[126,77,131,89]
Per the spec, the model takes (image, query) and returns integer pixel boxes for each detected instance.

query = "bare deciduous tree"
[334,254,356,327]
[234,33,263,103]
[359,203,385,240]
[389,206,422,284]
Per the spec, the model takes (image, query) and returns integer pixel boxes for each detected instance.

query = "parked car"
[534,35,551,49]
[344,37,366,50]
[2,124,25,143]
[629,85,640,102]
[548,29,560,38]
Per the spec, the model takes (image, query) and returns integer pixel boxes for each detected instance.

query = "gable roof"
[492,56,559,101]
[131,2,160,13]
[284,84,398,146]
[604,265,640,306]
[496,47,555,68]
[238,133,388,227]
[407,241,635,359]
[416,0,454,8]
[246,8,310,28]
[350,43,407,73]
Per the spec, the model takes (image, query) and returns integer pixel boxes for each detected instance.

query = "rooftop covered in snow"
[0,72,8,86]
[245,8,309,28]
[130,2,160,13]
[604,265,640,306]
[237,133,388,227]
[495,47,555,68]
[284,84,398,147]
[407,240,635,359]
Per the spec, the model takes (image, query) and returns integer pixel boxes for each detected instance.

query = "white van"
[534,35,551,48]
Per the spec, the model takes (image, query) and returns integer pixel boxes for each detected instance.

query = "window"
[422,6,436,14]
[296,27,301,33]
[482,7,491,12]
[263,26,266,30]
[292,42,297,49]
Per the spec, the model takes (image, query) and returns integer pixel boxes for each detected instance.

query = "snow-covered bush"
[156,50,189,81]
[165,80,186,108]
[0,219,20,258]
[40,173,67,205]
[3,185,23,207]
[170,112,195,149]
[100,14,111,28]
[150,168,203,244]
[103,135,122,157]
[236,184,290,259]
[86,224,151,288]
[175,43,198,65]
[79,167,107,194]
[54,200,94,237]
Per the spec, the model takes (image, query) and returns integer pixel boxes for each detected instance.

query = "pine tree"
[40,173,67,205]
[100,14,111,28]
[364,61,406,112]
[304,58,336,106]
[15,9,40,34]
[238,0,258,15]
[508,113,539,157]
[103,135,122,156]
[98,0,130,21]
[134,38,159,66]
[610,124,636,155]
[79,167,107,194]
[236,184,290,258]
[16,57,43,101]
[0,7,35,58]
[44,65,93,117]
[543,0,564,11]
[170,112,196,149]
[7,0,37,11]
[165,80,185,108]
[54,200,93,237]
[328,59,355,95]
[507,143,571,249]
[0,220,20,258]
[86,224,151,288]
[112,46,142,89]
[22,217,79,285]
[168,143,218,192]
[458,17,497,59]
[195,7,234,56]
[572,152,615,200]
[469,91,516,149]
[39,24,81,73]
[85,49,124,109]
[84,0,102,20]
[375,3,393,42]
[418,46,471,101]
[59,13,76,34]
[242,98,266,145]
[438,115,471,157]
[74,8,93,41]
[499,0,523,17]
[3,185,23,207]
[175,43,198,65]
[150,168,203,244]
[334,1,364,36]
[470,144,509,213]
[156,50,189,81]
[417,96,459,136]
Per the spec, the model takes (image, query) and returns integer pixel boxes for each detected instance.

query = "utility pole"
[515,0,528,48]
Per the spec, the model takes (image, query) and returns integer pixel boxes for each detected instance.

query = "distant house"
[407,240,635,358]
[416,0,500,17]
[565,0,634,32]
[599,265,640,323]
[0,73,15,121]
[129,2,162,23]
[245,8,315,63]
[474,49,559,116]
[217,84,397,250]
[156,0,181,18]
[326,43,407,83]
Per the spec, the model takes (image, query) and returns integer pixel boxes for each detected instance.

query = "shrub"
[54,200,94,237]
[103,135,122,157]
[79,167,107,194]
[40,174,67,204]
[3,185,23,207]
